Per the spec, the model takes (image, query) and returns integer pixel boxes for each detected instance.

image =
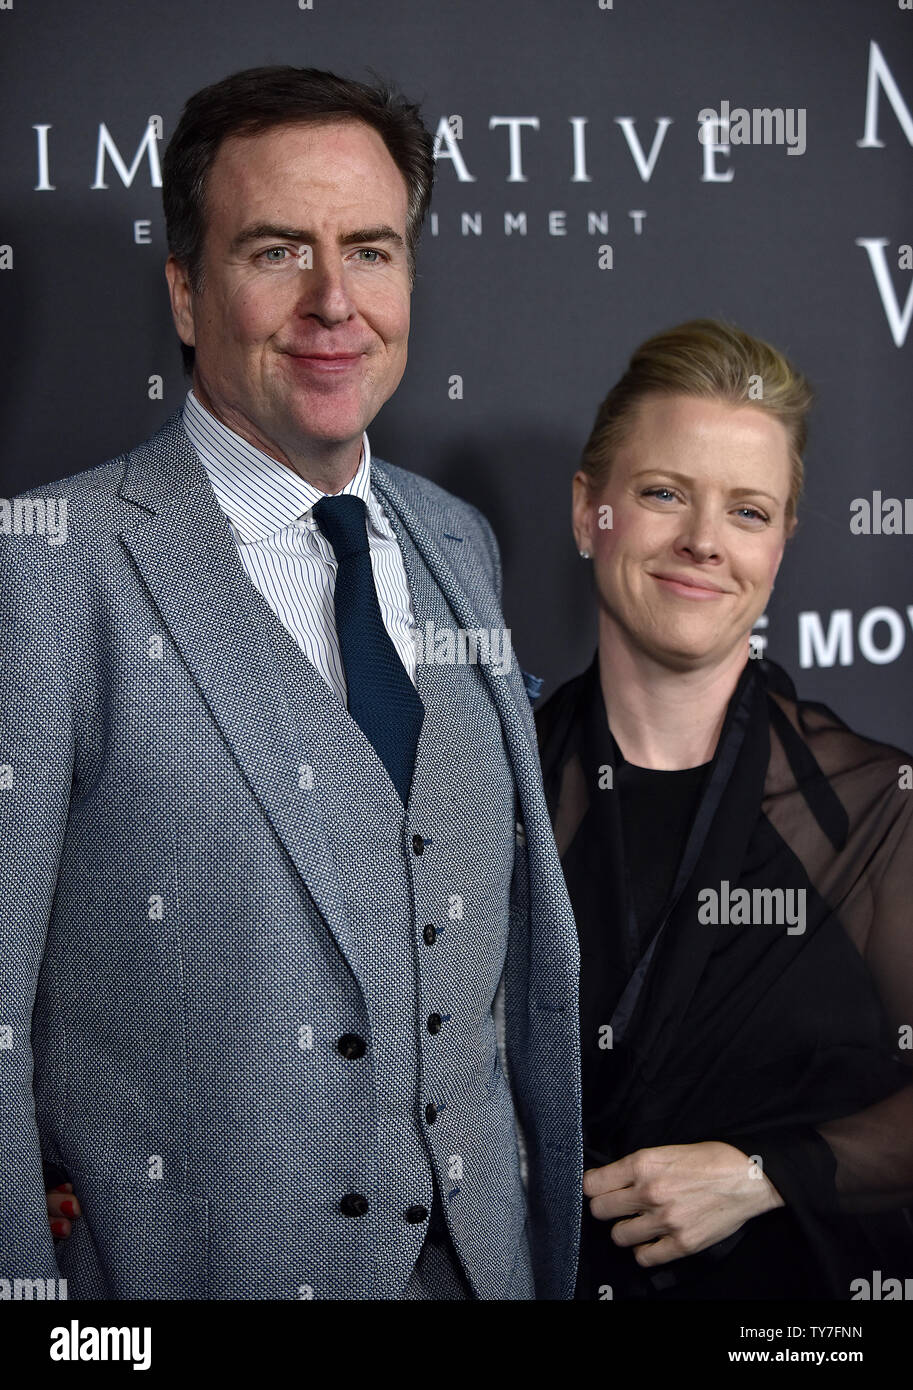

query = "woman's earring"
[579,549,591,559]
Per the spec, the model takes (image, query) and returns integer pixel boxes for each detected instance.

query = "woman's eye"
[642,487,678,501]
[735,506,769,522]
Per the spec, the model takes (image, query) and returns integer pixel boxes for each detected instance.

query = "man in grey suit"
[0,66,582,1299]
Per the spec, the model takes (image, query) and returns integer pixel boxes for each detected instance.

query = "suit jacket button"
[412,834,425,855]
[339,1193,369,1217]
[427,1013,442,1034]
[337,1033,366,1059]
[425,1103,438,1124]
[423,924,437,945]
[404,1204,429,1224]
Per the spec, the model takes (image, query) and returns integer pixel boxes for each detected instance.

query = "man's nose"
[294,251,356,323]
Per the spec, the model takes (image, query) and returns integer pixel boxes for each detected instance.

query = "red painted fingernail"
[60,1199,76,1217]
[50,1219,67,1237]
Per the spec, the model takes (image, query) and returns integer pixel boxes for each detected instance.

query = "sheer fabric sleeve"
[763,686,913,1215]
[815,793,913,1212]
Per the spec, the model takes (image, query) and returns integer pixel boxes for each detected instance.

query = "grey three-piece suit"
[0,409,582,1298]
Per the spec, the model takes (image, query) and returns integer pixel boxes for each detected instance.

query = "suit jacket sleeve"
[0,528,72,1280]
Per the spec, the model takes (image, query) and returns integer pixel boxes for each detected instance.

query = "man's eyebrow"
[340,226,405,249]
[229,223,406,252]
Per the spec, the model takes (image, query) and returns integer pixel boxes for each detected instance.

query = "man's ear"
[165,255,196,349]
[572,471,595,554]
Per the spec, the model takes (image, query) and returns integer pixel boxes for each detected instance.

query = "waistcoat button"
[338,1193,369,1217]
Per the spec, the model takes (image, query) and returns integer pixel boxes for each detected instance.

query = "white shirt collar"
[182,388,384,545]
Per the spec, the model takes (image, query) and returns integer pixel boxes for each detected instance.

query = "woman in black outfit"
[536,319,913,1300]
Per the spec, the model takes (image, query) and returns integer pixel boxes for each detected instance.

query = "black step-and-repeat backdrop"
[3,1,911,748]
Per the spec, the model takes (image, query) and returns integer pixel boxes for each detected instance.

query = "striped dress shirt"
[181,389,418,705]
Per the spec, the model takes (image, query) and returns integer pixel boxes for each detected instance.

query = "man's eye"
[260,247,292,262]
[354,248,384,263]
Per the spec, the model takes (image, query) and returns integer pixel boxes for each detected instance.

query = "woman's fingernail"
[60,1199,76,1217]
[50,1219,68,1237]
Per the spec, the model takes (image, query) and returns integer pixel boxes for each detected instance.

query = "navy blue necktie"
[313,493,424,806]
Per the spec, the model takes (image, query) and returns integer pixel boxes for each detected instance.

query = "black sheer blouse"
[536,654,913,1300]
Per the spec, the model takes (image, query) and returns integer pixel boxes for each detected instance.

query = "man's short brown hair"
[162,66,435,374]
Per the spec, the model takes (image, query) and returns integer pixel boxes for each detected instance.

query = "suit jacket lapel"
[370,461,538,764]
[117,410,360,977]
